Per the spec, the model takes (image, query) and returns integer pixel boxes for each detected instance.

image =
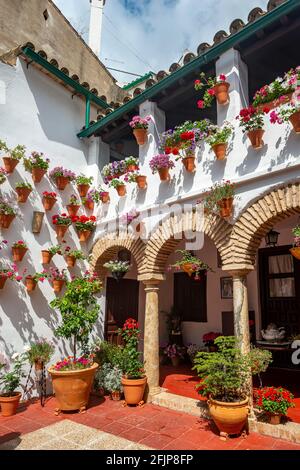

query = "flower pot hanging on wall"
[158,168,170,181]
[77,184,90,198]
[133,129,148,146]
[42,196,56,211]
[25,276,37,293]
[182,156,196,172]
[0,274,8,290]
[77,230,92,242]
[212,143,227,160]
[66,255,76,268]
[247,129,265,149]
[52,279,65,293]
[32,168,46,183]
[0,214,15,229]
[100,192,110,204]
[55,176,69,190]
[12,246,28,262]
[67,204,80,217]
[16,187,32,203]
[84,200,94,211]
[217,197,233,218]
[41,250,53,264]
[116,185,126,197]
[136,175,147,189]
[289,111,300,133]
[2,157,19,174]
[213,82,230,105]
[55,225,69,239]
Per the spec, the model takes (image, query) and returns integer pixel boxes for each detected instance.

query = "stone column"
[143,279,161,399]
[230,270,251,354]
[216,48,249,126]
[138,100,166,166]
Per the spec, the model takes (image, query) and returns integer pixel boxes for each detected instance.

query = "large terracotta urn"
[208,397,249,436]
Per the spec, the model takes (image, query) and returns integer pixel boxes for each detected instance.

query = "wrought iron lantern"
[265,230,279,247]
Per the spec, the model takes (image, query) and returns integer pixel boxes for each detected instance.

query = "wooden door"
[173,272,207,322]
[259,245,300,336]
[105,278,139,344]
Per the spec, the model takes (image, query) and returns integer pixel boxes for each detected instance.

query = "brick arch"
[141,211,232,276]
[90,234,146,278]
[225,183,300,269]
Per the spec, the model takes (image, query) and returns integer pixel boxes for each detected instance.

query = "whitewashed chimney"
[89,0,106,57]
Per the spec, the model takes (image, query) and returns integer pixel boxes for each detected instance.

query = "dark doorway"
[105,277,139,344]
[259,245,300,336]
[173,272,207,323]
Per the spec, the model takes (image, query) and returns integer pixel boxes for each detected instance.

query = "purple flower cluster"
[49,167,76,181]
[129,115,151,129]
[101,160,127,184]
[149,154,175,174]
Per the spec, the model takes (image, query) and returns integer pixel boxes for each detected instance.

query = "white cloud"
[53,0,268,84]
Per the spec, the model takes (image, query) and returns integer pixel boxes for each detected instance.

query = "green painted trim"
[77,0,298,139]
[21,47,109,110]
[123,72,154,91]
[85,97,91,128]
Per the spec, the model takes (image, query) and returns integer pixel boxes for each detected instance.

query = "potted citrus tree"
[42,191,57,211]
[0,140,26,174]
[76,174,93,197]
[49,166,76,190]
[26,339,55,373]
[149,154,175,181]
[15,182,33,203]
[290,225,300,260]
[0,351,26,416]
[119,318,147,406]
[103,260,131,281]
[129,115,151,145]
[49,277,101,413]
[237,106,268,149]
[23,151,50,183]
[206,122,233,160]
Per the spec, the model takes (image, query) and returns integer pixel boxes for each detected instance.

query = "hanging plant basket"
[2,157,19,174]
[213,82,230,105]
[181,262,196,277]
[55,225,69,239]
[84,200,94,211]
[116,185,126,197]
[55,176,69,190]
[67,204,80,217]
[66,255,76,268]
[32,168,46,183]
[25,276,37,293]
[133,129,148,146]
[289,111,300,133]
[290,247,300,260]
[12,247,27,262]
[158,168,170,181]
[112,271,126,281]
[77,184,90,197]
[77,230,92,242]
[212,143,227,160]
[136,175,147,189]
[182,156,196,173]
[247,129,265,149]
[0,274,8,290]
[52,279,65,293]
[0,214,15,229]
[42,196,56,211]
[16,187,32,203]
[41,250,53,264]
[100,192,110,204]
[217,197,233,218]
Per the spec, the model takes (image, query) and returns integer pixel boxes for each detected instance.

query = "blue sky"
[53,0,268,85]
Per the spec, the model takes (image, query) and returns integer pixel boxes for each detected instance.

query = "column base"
[145,386,162,403]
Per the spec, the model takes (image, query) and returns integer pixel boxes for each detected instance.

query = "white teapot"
[261,323,286,342]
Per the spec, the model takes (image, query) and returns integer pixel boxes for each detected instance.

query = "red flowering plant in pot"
[124,156,139,173]
[48,267,68,293]
[0,261,23,290]
[42,191,57,211]
[23,151,50,183]
[253,387,295,425]
[237,106,269,149]
[24,271,48,293]
[203,332,222,352]
[269,95,300,134]
[67,194,81,217]
[52,213,72,239]
[195,73,229,108]
[149,154,175,182]
[11,240,28,262]
[0,140,26,174]
[49,167,76,190]
[129,115,151,145]
[72,214,97,242]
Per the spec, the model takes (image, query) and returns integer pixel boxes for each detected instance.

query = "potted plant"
[103,260,131,281]
[206,122,233,160]
[26,338,55,373]
[129,115,151,145]
[109,178,127,197]
[101,160,127,184]
[0,167,8,185]
[72,214,97,242]
[24,271,48,293]
[83,188,106,210]
[203,332,222,352]
[176,131,197,172]
[187,344,203,364]
[119,318,147,406]
[252,71,296,111]
[49,166,76,190]
[0,261,22,290]
[164,344,186,367]
[195,73,230,108]
[48,268,68,293]
[170,249,211,280]
[253,387,295,425]
[237,106,268,149]
[270,99,300,134]
[11,240,28,262]
[49,277,100,413]
[64,246,88,267]
[52,213,72,239]
[99,188,110,204]
[104,364,123,401]
[42,191,57,211]
[0,200,17,229]
[193,336,272,436]
[23,151,50,183]
[0,140,26,174]
[290,225,300,259]
[126,171,147,189]
[76,174,93,197]
[204,180,236,218]
[124,156,139,173]
[67,194,81,217]
[149,154,175,181]
[41,244,61,264]
[0,352,26,417]
[15,182,33,203]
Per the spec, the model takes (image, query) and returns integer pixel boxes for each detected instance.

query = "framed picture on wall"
[220,277,233,299]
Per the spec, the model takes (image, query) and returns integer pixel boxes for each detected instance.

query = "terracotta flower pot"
[290,247,300,260]
[289,111,300,133]
[116,185,126,197]
[0,274,8,290]
[66,255,76,267]
[84,200,95,211]
[12,246,27,262]
[48,363,98,412]
[121,376,147,406]
[217,197,233,218]
[111,391,121,401]
[16,187,32,203]
[55,224,69,239]
[136,175,147,189]
[208,397,249,436]
[255,93,292,113]
[247,129,265,149]
[0,392,22,417]
[25,276,37,292]
[78,230,92,242]
[171,356,180,367]
[182,156,196,172]
[67,204,80,217]
[32,167,46,183]
[42,196,56,211]
[41,250,53,264]
[77,184,90,198]
[2,157,19,174]
[182,262,195,277]
[133,128,148,146]
[127,164,138,172]
[213,82,230,105]
[0,214,15,229]
[52,279,65,293]
[158,168,170,181]
[269,414,281,425]
[100,192,110,204]
[55,176,69,190]
[212,143,227,160]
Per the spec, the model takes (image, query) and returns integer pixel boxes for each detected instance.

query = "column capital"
[222,264,254,277]
[138,273,165,284]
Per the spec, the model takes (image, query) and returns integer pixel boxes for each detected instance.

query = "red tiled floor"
[118,426,153,442]
[139,432,175,449]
